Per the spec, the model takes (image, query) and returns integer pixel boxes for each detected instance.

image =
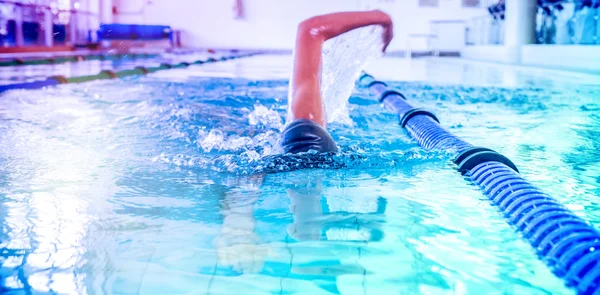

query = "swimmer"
[214,12,394,272]
[280,10,394,155]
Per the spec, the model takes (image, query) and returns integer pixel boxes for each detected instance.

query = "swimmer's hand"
[297,10,394,54]
[378,11,394,52]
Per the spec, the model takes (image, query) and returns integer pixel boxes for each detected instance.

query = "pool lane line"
[0,52,160,67]
[0,53,258,94]
[358,73,600,295]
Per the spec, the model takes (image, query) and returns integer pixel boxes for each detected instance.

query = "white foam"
[248,104,284,130]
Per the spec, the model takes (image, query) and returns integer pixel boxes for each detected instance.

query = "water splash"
[287,25,385,125]
[248,104,283,130]
[321,25,385,125]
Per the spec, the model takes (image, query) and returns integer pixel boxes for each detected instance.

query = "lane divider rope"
[0,53,258,93]
[358,72,600,295]
[0,52,160,67]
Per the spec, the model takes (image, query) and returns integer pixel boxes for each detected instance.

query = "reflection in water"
[206,168,455,295]
[285,173,386,242]
[208,170,392,294]
[213,175,266,274]
[276,170,390,295]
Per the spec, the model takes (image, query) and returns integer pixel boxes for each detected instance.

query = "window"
[462,0,481,8]
[419,0,438,7]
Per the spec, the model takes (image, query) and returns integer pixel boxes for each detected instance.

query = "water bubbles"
[248,104,283,130]
[199,129,225,152]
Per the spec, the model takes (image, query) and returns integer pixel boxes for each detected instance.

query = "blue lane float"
[0,78,60,93]
[358,73,600,295]
[97,24,172,41]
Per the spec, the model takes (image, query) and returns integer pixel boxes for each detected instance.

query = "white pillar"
[43,8,53,47]
[15,6,24,47]
[504,0,537,62]
[69,13,77,45]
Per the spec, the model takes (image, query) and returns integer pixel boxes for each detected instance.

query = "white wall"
[522,45,600,73]
[462,45,521,64]
[462,44,600,73]
[99,0,114,24]
[367,0,487,51]
[140,0,359,50]
[113,0,145,24]
[114,0,489,51]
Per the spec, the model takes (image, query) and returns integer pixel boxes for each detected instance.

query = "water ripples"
[0,72,595,294]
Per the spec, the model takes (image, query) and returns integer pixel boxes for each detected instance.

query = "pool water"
[0,55,599,294]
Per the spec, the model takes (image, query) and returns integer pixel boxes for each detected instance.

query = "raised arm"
[290,10,393,127]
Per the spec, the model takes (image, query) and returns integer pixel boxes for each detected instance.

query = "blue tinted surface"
[0,56,598,294]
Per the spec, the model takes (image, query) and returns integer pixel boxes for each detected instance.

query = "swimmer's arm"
[291,10,393,127]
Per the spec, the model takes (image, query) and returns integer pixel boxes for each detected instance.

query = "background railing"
[465,0,600,46]
[0,0,99,48]
[465,14,505,45]
[465,1,506,45]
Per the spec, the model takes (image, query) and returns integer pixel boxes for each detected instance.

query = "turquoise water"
[0,57,598,294]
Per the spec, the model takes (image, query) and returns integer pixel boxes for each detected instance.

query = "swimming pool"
[0,54,599,294]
